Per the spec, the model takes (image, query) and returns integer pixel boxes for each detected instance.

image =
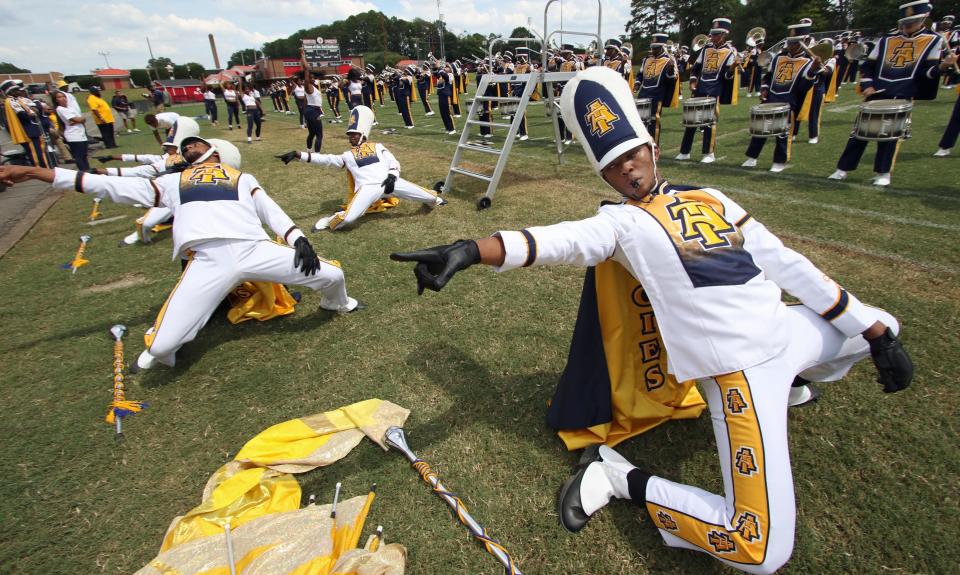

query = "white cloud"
[9,0,633,74]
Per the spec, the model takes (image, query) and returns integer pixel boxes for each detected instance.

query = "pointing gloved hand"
[381,173,397,195]
[276,151,300,165]
[390,240,481,295]
[868,328,913,393]
[293,236,321,276]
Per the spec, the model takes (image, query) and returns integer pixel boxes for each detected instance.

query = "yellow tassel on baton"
[88,198,102,222]
[106,325,147,439]
[61,235,91,273]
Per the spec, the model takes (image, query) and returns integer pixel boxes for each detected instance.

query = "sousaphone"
[746,27,766,47]
[691,34,709,52]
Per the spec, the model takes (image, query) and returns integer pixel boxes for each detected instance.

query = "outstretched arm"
[391,214,618,293]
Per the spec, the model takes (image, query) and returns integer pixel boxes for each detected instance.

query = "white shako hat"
[179,136,241,170]
[560,65,652,175]
[346,105,375,140]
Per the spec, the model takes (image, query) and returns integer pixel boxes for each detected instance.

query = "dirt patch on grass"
[83,273,151,294]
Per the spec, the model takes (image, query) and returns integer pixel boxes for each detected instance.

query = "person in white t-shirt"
[242,86,262,143]
[221,80,241,129]
[54,91,89,171]
[291,78,307,128]
[199,87,219,126]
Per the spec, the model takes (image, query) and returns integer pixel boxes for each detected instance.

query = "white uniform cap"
[179,136,242,170]
[559,66,652,175]
[346,105,375,140]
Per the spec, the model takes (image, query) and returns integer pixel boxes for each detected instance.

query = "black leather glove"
[87,168,104,175]
[390,240,481,295]
[381,173,397,195]
[293,236,320,276]
[276,151,300,165]
[96,155,114,164]
[868,328,913,393]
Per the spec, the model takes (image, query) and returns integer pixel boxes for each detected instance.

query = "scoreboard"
[302,38,345,67]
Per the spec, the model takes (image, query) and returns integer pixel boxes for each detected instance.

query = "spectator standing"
[200,86,218,126]
[111,90,139,133]
[87,86,117,149]
[54,91,89,171]
[221,80,241,130]
[242,85,262,143]
[151,85,166,111]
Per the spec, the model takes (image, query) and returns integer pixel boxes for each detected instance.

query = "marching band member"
[677,17,740,164]
[742,22,820,172]
[325,76,342,123]
[555,45,582,145]
[275,106,445,232]
[435,62,457,134]
[389,66,912,575]
[0,137,361,371]
[512,47,532,141]
[476,57,496,139]
[602,38,629,82]
[363,65,377,109]
[794,37,837,144]
[638,33,680,144]
[451,59,463,117]
[396,66,416,129]
[1,80,50,167]
[299,49,326,152]
[843,32,863,84]
[417,64,435,116]
[829,1,954,186]
[934,86,960,155]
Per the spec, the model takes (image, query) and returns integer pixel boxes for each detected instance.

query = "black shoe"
[557,445,603,533]
[128,361,141,374]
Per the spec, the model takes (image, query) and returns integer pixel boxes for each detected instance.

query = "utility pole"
[437,0,446,61]
[98,51,111,68]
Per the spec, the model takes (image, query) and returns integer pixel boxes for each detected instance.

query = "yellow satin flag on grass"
[147,399,409,569]
[137,495,405,575]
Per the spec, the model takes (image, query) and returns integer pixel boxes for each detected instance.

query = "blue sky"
[2,0,632,75]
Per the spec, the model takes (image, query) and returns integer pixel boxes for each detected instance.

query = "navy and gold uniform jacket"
[762,53,816,109]
[493,181,877,382]
[638,55,678,104]
[691,42,738,103]
[861,28,944,100]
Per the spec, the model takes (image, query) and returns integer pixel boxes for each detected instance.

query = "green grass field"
[1,79,958,574]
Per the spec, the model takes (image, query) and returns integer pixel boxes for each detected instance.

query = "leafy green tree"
[0,62,29,73]
[228,49,258,67]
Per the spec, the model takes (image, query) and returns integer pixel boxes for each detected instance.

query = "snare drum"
[682,97,717,128]
[636,98,653,121]
[853,99,913,141]
[749,103,791,137]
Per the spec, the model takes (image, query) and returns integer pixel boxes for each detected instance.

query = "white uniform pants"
[145,238,350,366]
[328,179,437,230]
[644,305,897,575]
[136,207,173,243]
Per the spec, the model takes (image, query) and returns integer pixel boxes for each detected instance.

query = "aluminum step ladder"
[441,70,543,210]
